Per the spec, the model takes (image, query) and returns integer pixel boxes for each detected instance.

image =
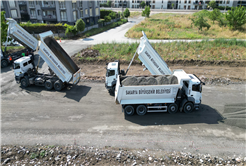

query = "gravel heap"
[1,145,246,165]
[122,76,178,86]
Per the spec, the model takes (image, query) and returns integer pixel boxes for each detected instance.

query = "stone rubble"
[1,145,245,165]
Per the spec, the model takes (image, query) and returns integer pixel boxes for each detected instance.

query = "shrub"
[191,15,211,31]
[75,19,85,32]
[226,6,246,30]
[100,9,112,19]
[104,16,112,22]
[109,12,117,19]
[124,8,130,18]
[142,6,150,18]
[64,24,77,36]
[209,8,221,24]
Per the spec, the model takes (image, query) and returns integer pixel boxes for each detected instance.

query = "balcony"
[41,4,56,10]
[193,1,204,5]
[20,10,28,13]
[30,15,37,19]
[19,1,27,6]
[29,4,35,8]
[43,15,57,21]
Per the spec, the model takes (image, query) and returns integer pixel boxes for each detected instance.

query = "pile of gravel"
[1,145,245,165]
[122,75,178,86]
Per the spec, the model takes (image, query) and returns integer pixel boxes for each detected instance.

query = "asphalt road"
[1,15,245,158]
[1,81,245,157]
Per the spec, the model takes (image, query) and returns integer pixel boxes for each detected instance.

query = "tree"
[1,11,8,43]
[75,19,85,32]
[226,6,246,30]
[140,1,145,8]
[209,8,221,24]
[208,0,216,9]
[104,16,111,22]
[142,6,150,18]
[191,15,211,31]
[109,12,116,19]
[172,3,174,9]
[107,0,112,7]
[124,8,130,19]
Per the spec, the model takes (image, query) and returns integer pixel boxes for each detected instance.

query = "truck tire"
[54,80,63,91]
[124,105,135,116]
[1,60,8,68]
[168,103,178,114]
[45,80,53,90]
[110,85,115,96]
[183,102,194,113]
[20,77,28,88]
[136,105,147,116]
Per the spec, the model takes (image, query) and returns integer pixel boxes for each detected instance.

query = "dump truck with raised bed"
[1,18,35,68]
[6,18,81,91]
[105,31,172,93]
[115,70,204,115]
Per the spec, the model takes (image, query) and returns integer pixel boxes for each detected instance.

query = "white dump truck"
[0,18,38,67]
[7,18,80,90]
[106,31,204,115]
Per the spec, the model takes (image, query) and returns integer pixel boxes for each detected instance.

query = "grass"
[85,39,246,61]
[1,46,25,52]
[126,13,246,39]
[129,12,142,18]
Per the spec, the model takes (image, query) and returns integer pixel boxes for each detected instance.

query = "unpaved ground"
[79,63,245,84]
[1,145,246,165]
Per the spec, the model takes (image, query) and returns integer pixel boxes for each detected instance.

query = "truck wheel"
[54,80,63,91]
[20,78,28,88]
[136,105,147,116]
[110,86,115,96]
[183,102,194,113]
[124,105,135,116]
[1,60,8,68]
[45,80,53,90]
[168,103,178,114]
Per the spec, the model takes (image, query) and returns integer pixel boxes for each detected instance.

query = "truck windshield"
[14,63,20,69]
[192,84,202,92]
[106,69,115,77]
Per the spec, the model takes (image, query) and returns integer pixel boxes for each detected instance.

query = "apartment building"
[1,1,21,22]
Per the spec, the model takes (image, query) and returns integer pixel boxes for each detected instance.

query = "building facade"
[2,0,100,26]
[1,1,21,22]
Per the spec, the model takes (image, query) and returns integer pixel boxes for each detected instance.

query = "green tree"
[209,8,221,24]
[208,0,216,9]
[191,15,211,31]
[104,16,111,22]
[75,19,85,32]
[142,6,150,18]
[1,11,8,43]
[217,13,228,27]
[64,24,77,36]
[225,6,246,30]
[109,12,116,19]
[107,0,112,7]
[172,3,174,9]
[140,1,145,8]
[124,8,130,19]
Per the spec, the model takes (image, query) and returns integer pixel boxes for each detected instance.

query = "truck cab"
[14,56,34,79]
[105,61,119,93]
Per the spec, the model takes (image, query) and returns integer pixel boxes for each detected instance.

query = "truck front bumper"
[15,76,20,84]
[194,104,200,111]
[105,83,112,90]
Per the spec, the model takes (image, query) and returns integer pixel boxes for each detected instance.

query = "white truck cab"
[14,56,34,77]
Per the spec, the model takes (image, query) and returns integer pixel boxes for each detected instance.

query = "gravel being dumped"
[122,75,178,86]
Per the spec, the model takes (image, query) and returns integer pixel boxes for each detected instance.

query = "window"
[36,1,38,5]
[60,11,67,21]
[79,0,83,7]
[30,9,36,17]
[85,9,88,15]
[188,0,191,3]
[38,10,41,15]
[183,81,188,88]
[29,1,35,7]
[59,0,65,8]
[79,10,83,18]
[153,0,155,3]
[23,62,28,67]
[11,10,17,18]
[192,84,201,92]
[95,8,99,15]
[132,0,134,2]
[227,0,229,4]
[188,5,190,9]
[14,63,20,69]
[28,60,32,64]
[73,10,78,20]
[106,70,115,77]
[9,1,16,8]
[90,8,92,16]
[72,0,76,9]
[132,5,134,8]
[184,5,186,9]
[1,1,4,8]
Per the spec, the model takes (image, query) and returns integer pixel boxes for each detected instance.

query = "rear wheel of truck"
[54,80,63,91]
[1,60,8,68]
[168,103,178,114]
[45,80,53,90]
[20,77,29,88]
[183,102,194,113]
[124,105,135,116]
[136,105,147,116]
